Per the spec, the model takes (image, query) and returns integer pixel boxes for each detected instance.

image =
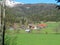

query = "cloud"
[5,0,24,7]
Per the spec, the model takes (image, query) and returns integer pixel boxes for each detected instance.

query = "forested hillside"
[5,3,60,24]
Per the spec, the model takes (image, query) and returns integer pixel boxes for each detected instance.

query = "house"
[38,23,47,28]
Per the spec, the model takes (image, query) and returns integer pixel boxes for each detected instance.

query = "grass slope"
[5,34,60,45]
[5,22,60,45]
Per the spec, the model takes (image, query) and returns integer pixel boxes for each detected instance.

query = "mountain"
[5,3,60,23]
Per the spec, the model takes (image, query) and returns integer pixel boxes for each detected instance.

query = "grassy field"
[5,34,60,45]
[5,22,60,45]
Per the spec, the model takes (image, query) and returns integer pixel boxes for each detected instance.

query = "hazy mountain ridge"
[6,3,57,15]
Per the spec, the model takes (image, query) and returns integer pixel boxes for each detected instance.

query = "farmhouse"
[38,23,47,28]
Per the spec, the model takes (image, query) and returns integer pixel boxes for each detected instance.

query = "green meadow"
[5,22,60,45]
[5,34,60,45]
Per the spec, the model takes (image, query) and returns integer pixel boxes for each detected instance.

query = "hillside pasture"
[5,22,60,45]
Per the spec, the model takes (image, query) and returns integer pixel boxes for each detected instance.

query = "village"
[8,21,47,33]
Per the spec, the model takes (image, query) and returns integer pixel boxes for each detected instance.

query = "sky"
[14,0,57,4]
